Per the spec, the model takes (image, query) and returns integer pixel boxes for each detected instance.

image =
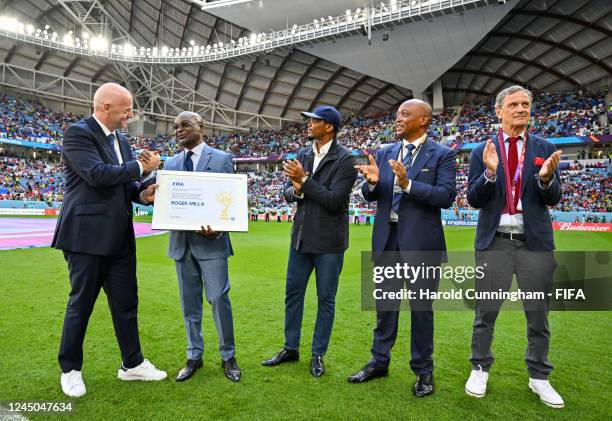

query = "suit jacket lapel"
[495,137,506,200]
[302,148,314,175]
[195,143,213,172]
[117,133,131,164]
[521,134,535,197]
[385,143,402,186]
[408,138,434,179]
[86,116,119,164]
[176,150,186,171]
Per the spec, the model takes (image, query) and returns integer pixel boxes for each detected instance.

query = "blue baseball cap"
[301,105,342,131]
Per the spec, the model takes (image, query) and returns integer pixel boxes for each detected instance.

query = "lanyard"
[497,129,526,185]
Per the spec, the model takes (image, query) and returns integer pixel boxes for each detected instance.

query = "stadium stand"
[0,90,610,219]
[1,90,607,158]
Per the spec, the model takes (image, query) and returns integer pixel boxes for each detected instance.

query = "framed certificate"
[151,170,248,232]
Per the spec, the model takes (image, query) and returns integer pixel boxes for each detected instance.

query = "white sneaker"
[465,366,489,398]
[117,359,167,381]
[529,378,564,408]
[60,370,86,397]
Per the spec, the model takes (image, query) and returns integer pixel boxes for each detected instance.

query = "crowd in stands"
[2,90,607,159]
[247,171,287,210]
[448,90,608,146]
[0,95,80,144]
[554,161,611,213]
[454,162,469,209]
[0,156,63,203]
[0,89,610,215]
[1,153,610,215]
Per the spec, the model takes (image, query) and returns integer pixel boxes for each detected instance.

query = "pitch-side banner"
[552,222,612,232]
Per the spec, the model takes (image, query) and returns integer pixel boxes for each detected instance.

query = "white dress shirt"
[483,130,552,234]
[185,141,206,171]
[92,114,144,176]
[311,139,333,174]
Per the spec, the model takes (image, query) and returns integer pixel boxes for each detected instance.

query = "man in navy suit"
[164,111,241,383]
[52,83,167,397]
[348,99,456,397]
[464,85,564,408]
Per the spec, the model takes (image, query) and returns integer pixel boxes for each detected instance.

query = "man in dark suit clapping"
[52,83,166,397]
[348,99,457,398]
[464,85,564,408]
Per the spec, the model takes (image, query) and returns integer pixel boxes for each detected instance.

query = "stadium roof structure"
[0,0,609,131]
[442,0,612,105]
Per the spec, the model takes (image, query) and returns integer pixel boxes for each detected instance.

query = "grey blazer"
[165,143,234,261]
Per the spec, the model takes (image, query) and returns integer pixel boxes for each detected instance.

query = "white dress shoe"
[529,378,565,408]
[117,359,167,381]
[61,370,86,397]
[465,366,489,398]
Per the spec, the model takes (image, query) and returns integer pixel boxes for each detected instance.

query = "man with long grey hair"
[464,85,564,408]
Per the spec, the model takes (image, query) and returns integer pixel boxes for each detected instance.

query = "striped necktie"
[391,143,416,213]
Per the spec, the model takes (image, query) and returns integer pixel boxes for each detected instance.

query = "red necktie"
[507,137,519,182]
[507,136,521,211]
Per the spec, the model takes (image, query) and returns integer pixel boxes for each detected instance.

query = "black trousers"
[369,224,439,375]
[58,241,143,372]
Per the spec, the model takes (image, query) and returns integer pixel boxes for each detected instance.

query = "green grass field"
[0,221,610,420]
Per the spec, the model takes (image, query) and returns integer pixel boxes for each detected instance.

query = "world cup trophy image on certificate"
[152,170,248,232]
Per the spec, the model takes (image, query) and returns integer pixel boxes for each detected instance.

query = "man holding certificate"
[164,111,241,383]
[262,106,357,377]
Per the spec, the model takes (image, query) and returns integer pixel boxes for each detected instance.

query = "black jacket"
[52,116,144,255]
[284,139,357,254]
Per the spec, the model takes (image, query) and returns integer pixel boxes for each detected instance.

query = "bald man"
[349,100,456,397]
[52,82,166,398]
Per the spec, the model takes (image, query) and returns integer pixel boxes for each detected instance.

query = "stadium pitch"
[0,220,610,420]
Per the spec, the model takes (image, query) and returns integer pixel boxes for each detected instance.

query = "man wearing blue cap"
[262,106,357,377]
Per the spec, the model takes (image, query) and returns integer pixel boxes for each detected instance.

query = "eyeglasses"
[173,120,201,130]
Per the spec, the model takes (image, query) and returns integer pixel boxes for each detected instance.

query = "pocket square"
[420,168,430,173]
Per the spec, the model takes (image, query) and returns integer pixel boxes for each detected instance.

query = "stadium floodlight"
[90,36,107,51]
[124,43,133,56]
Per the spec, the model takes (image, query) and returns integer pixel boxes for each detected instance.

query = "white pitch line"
[0,231,55,239]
